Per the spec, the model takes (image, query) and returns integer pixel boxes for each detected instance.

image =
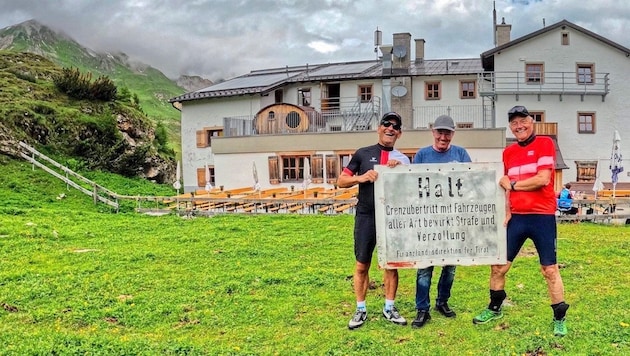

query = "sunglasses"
[508,106,529,117]
[380,120,401,131]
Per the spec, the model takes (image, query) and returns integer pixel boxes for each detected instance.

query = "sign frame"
[374,162,507,269]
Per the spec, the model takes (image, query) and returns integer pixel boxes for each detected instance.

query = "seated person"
[557,183,578,214]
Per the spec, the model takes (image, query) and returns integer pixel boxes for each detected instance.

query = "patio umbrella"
[592,177,604,199]
[610,130,624,198]
[173,160,181,194]
[252,161,261,191]
[204,162,212,192]
[302,157,312,197]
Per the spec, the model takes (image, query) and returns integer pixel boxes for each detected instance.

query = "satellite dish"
[391,85,408,97]
[392,45,407,58]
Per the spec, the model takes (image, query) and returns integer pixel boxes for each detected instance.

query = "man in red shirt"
[472,106,570,337]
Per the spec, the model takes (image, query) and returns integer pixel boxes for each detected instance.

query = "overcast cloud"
[1,0,629,81]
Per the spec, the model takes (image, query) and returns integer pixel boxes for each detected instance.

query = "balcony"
[223,96,381,137]
[534,122,558,136]
[478,71,609,100]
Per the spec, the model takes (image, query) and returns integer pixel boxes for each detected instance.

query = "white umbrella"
[252,161,261,191]
[204,162,212,192]
[610,130,624,198]
[173,160,181,193]
[592,177,604,199]
[302,157,312,197]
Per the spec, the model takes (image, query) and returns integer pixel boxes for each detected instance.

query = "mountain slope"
[0,50,176,184]
[0,19,186,151]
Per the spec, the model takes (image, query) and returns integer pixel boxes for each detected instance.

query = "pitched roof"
[169,57,482,103]
[481,19,630,70]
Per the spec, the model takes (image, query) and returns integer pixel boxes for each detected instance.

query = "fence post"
[93,184,98,205]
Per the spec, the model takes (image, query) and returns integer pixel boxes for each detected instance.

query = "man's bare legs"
[541,264,564,304]
[353,261,370,303]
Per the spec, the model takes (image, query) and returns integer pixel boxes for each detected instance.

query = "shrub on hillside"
[53,68,117,102]
[90,75,117,101]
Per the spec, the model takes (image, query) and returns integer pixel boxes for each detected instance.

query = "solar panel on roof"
[308,62,378,76]
[198,72,290,92]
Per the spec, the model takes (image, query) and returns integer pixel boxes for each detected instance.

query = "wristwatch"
[510,181,517,191]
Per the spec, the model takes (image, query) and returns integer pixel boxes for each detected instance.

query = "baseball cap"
[433,115,455,131]
[508,106,530,120]
[381,112,402,126]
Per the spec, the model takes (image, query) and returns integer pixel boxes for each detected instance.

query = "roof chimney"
[496,17,511,46]
[380,44,393,75]
[415,39,425,61]
[392,33,411,74]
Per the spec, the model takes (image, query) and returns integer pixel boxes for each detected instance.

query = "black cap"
[508,106,530,121]
[381,112,402,126]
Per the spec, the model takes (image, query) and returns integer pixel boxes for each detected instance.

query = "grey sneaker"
[348,309,367,330]
[382,306,407,326]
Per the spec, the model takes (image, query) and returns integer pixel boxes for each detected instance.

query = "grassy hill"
[0,50,176,183]
[0,19,185,153]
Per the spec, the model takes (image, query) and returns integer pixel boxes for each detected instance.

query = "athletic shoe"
[348,309,367,330]
[411,310,431,328]
[553,318,567,336]
[435,303,456,318]
[382,306,407,326]
[472,308,503,324]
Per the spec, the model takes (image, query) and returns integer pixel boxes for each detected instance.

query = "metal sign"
[374,162,507,269]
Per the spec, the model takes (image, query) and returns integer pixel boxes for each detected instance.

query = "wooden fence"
[17,141,358,215]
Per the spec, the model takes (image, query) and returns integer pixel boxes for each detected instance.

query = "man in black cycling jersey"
[338,112,410,330]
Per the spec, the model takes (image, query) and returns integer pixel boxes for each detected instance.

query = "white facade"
[171,20,629,192]
[486,20,629,185]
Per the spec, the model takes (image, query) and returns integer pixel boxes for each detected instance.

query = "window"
[525,63,544,84]
[425,81,441,100]
[561,32,569,46]
[578,112,595,133]
[459,80,476,99]
[196,127,223,147]
[330,153,354,183]
[577,64,594,84]
[298,88,311,106]
[529,111,545,123]
[196,166,215,187]
[282,155,310,182]
[359,85,373,102]
[274,89,283,103]
[575,161,597,182]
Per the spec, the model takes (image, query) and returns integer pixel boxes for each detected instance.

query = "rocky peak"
[176,75,213,92]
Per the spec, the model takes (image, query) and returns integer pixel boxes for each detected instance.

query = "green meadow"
[0,159,628,355]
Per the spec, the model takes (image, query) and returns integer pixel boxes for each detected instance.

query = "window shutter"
[326,156,339,184]
[268,156,280,184]
[311,154,323,183]
[196,168,205,187]
[196,130,207,147]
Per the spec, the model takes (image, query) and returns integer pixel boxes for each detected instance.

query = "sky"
[1,0,630,82]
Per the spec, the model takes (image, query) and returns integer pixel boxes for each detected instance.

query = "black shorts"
[507,214,557,265]
[354,211,376,264]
